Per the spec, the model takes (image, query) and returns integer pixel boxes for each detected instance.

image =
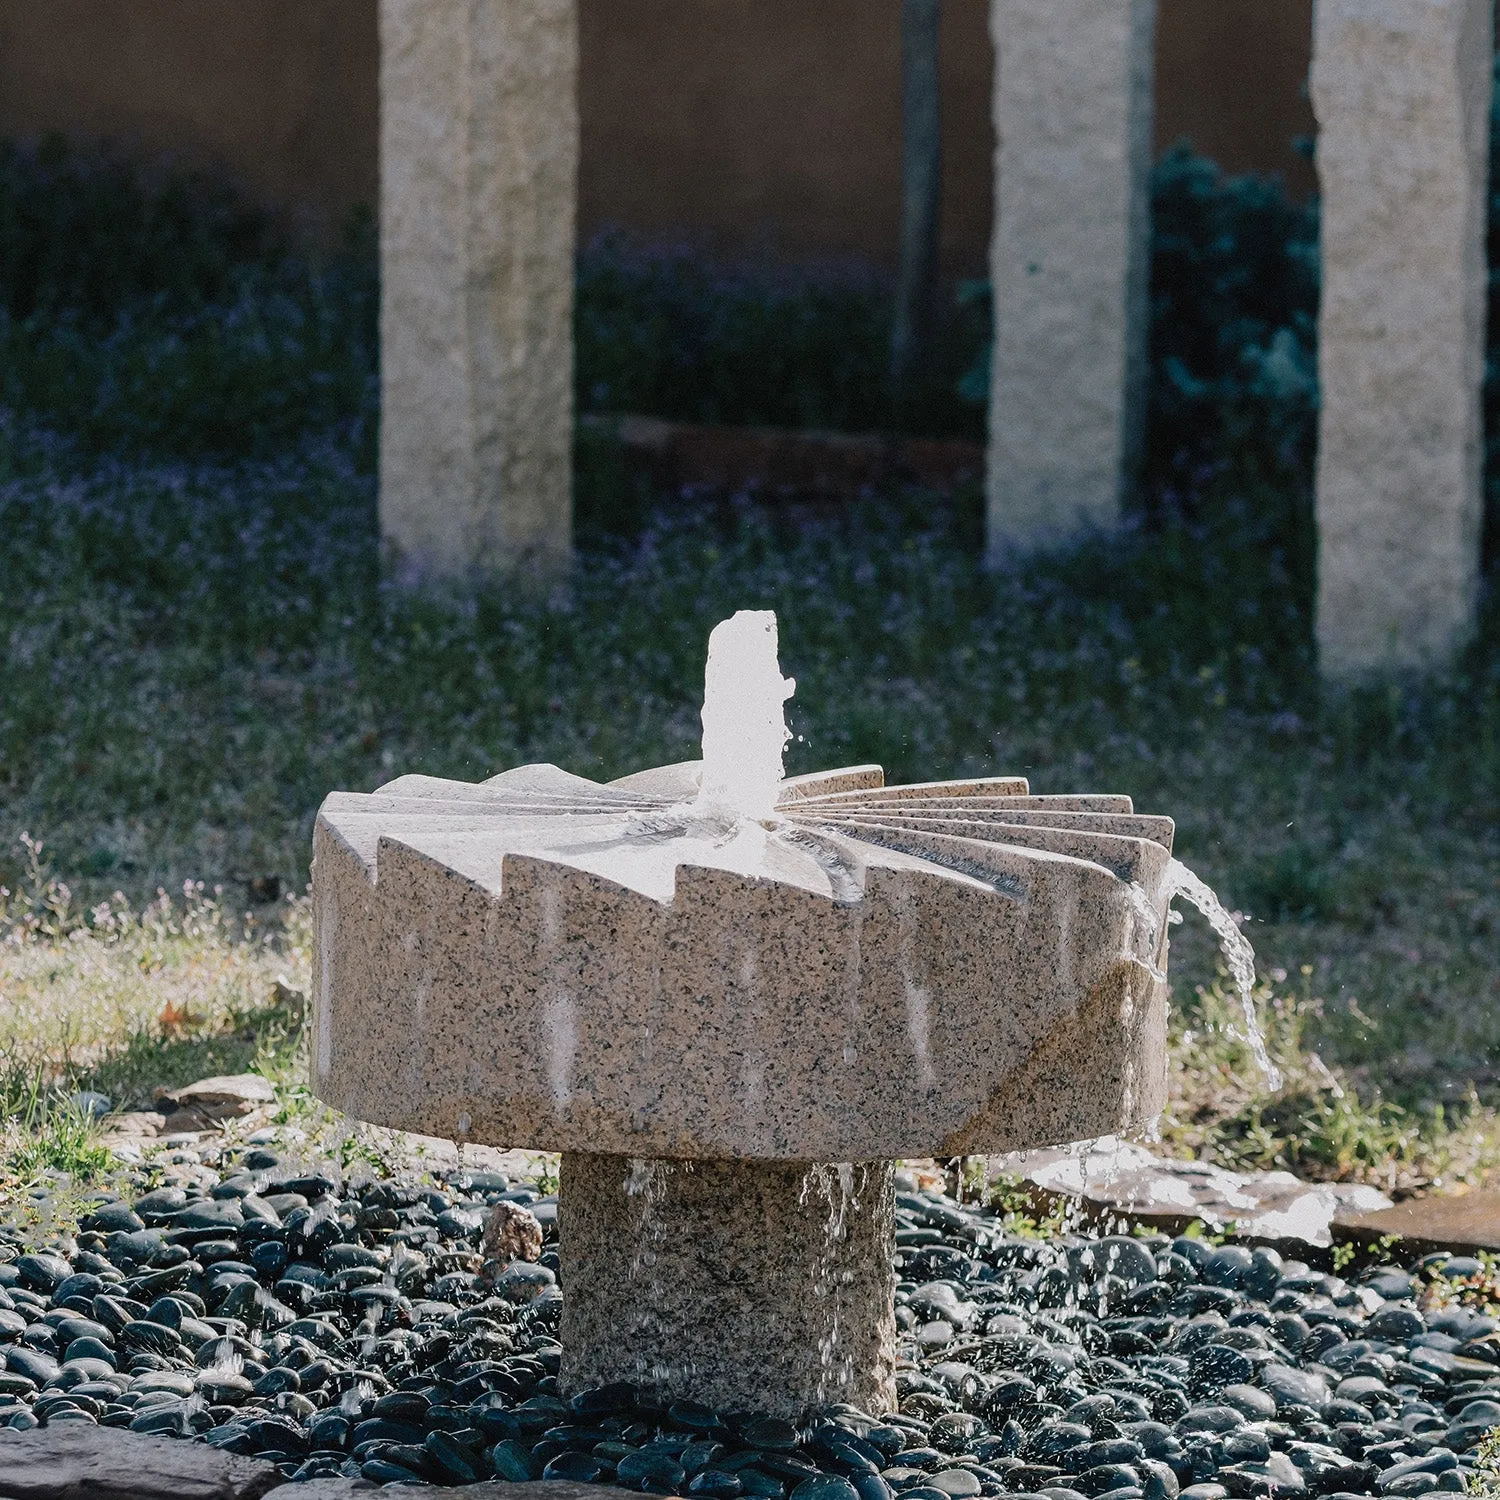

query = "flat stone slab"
[0,1427,631,1499]
[1333,1191,1500,1257]
[277,1482,627,1499]
[993,1135,1392,1248]
[0,1425,280,1500]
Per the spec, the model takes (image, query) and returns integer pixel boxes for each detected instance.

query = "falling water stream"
[1163,856,1280,1089]
[798,1162,859,1405]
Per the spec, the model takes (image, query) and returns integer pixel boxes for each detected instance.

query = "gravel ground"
[0,1147,1496,1497]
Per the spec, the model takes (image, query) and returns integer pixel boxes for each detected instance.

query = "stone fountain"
[311,612,1178,1419]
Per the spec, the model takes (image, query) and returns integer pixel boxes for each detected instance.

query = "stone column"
[380,0,577,581]
[1312,0,1492,674]
[985,0,1158,556]
[558,1154,897,1418]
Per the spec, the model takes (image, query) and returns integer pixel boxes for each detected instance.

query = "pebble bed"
[1,1151,1498,1498]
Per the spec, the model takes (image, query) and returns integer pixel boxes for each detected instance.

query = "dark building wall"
[0,0,1315,273]
[0,1,381,243]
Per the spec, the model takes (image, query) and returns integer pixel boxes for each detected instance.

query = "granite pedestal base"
[557,1153,897,1418]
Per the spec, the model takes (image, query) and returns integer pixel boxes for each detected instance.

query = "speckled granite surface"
[311,762,1175,1160]
[558,1153,897,1418]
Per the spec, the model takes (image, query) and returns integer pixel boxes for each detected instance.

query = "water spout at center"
[696,609,796,822]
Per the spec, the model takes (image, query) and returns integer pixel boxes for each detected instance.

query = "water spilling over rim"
[1164,857,1281,1090]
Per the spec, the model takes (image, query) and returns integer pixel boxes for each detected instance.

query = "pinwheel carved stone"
[312,756,1175,1415]
[312,759,1174,1160]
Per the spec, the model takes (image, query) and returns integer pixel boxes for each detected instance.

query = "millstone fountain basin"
[312,613,1187,1418]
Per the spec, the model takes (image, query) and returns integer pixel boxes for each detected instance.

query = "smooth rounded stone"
[1029,1424,1095,1461]
[1368,1308,1426,1342]
[133,1370,197,1398]
[51,1272,107,1306]
[80,1203,147,1236]
[1190,1346,1256,1391]
[425,1429,486,1482]
[15,1254,72,1292]
[1071,1239,1159,1290]
[1201,1248,1254,1290]
[1338,1375,1393,1403]
[16,1318,58,1353]
[5,1348,60,1385]
[559,1153,896,1418]
[63,1339,116,1369]
[491,1263,556,1305]
[169,1200,246,1233]
[1072,1462,1141,1497]
[61,1357,119,1387]
[132,1187,188,1219]
[117,1321,181,1357]
[928,1471,983,1498]
[1066,1396,1122,1435]
[1260,1364,1330,1412]
[1222,1430,1272,1464]
[1138,1460,1179,1500]
[1068,1440,1146,1473]
[689,1472,747,1499]
[1454,1398,1500,1427]
[142,1297,186,1332]
[54,1315,113,1347]
[793,1479,863,1500]
[909,1284,975,1329]
[1170,1239,1213,1271]
[741,1415,804,1451]
[1364,1270,1416,1301]
[124,1265,194,1300]
[1438,1257,1485,1280]
[928,1412,987,1451]
[1219,1385,1275,1421]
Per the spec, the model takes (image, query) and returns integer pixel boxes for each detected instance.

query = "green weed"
[1163,970,1500,1195]
[0,835,309,1108]
[1467,1429,1500,1498]
[0,1071,115,1192]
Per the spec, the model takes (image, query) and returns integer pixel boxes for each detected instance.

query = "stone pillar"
[1312,0,1492,674]
[380,0,577,581]
[985,0,1158,556]
[558,1154,897,1418]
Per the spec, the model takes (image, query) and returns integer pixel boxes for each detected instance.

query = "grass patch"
[0,1074,114,1186]
[0,835,308,1107]
[0,134,1495,1202]
[0,429,1496,1195]
[1163,972,1500,1196]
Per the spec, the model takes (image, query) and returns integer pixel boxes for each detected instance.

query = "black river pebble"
[1,1163,1497,1496]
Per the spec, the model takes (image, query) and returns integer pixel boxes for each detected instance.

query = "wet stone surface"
[2,1156,1498,1495]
